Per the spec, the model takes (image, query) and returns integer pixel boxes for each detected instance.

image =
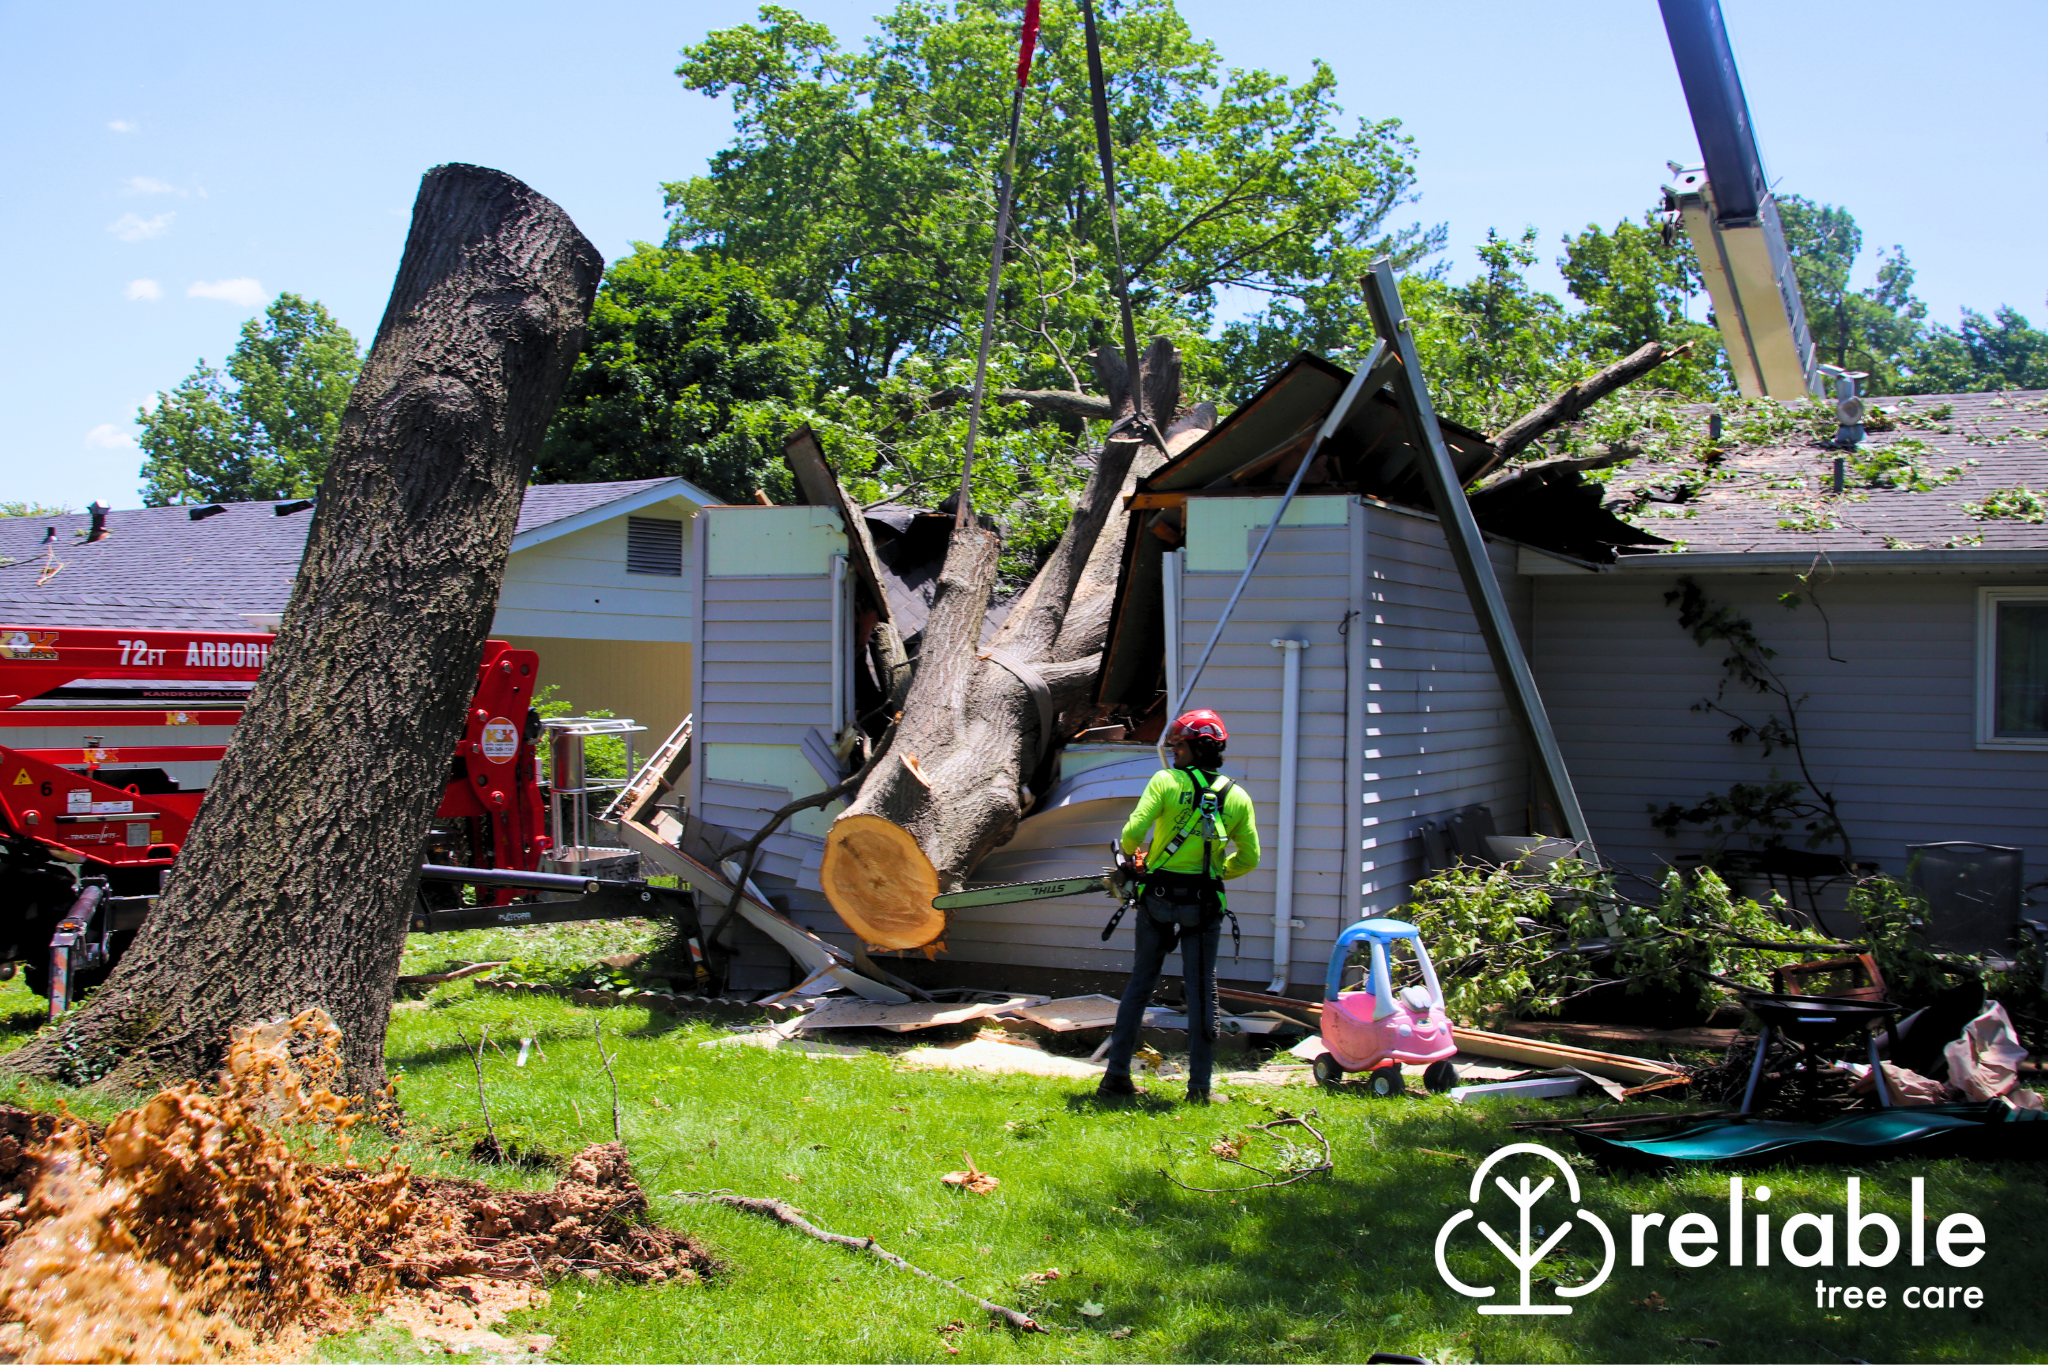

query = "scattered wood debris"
[1450,1026,1688,1087]
[1162,1111,1333,1194]
[0,1014,713,1361]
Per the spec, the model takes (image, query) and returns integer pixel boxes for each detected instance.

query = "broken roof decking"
[1138,352,1499,499]
[1097,351,1511,712]
[1602,390,2048,558]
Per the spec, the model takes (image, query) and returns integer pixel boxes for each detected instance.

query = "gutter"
[1521,547,2048,576]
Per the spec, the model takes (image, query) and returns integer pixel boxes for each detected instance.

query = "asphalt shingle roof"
[1609,390,2048,555]
[0,479,679,630]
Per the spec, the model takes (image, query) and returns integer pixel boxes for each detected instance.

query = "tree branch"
[705,729,895,979]
[1487,341,1691,463]
[925,386,1112,421]
[676,1193,1046,1332]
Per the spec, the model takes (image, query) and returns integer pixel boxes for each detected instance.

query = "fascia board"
[1605,549,2048,574]
[510,478,718,554]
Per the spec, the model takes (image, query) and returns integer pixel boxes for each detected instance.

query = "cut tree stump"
[818,813,944,949]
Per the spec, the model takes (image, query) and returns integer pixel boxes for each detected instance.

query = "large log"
[819,341,1182,949]
[8,166,600,1091]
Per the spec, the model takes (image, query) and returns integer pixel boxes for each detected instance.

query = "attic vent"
[626,516,684,576]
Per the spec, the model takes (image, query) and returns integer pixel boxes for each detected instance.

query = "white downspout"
[1268,638,1306,993]
[1344,500,1367,926]
[828,553,848,737]
[1161,548,1183,716]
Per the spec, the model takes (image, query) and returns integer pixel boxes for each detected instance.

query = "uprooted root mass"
[0,1010,712,1362]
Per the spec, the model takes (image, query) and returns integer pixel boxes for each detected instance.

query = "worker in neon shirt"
[1097,708,1260,1105]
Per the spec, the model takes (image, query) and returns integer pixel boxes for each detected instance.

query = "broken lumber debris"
[1447,1066,1625,1105]
[1451,1026,1689,1089]
[790,994,1049,1033]
[1009,994,1123,1031]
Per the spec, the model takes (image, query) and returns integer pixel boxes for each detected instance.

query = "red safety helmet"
[1165,708,1228,749]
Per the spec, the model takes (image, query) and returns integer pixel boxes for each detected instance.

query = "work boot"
[1184,1087,1211,1106]
[1095,1072,1138,1099]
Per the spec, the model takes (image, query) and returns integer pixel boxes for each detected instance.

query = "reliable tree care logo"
[1434,1144,1615,1314]
[1435,1142,1993,1316]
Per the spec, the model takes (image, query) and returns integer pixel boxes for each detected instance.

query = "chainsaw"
[932,842,1145,941]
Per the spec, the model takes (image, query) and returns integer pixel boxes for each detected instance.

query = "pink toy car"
[1314,917,1459,1097]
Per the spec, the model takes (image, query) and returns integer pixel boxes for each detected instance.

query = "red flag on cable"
[1016,0,1041,87]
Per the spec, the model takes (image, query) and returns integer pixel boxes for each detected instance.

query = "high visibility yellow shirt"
[1118,767,1261,879]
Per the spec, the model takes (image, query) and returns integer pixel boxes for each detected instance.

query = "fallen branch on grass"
[593,1020,623,1143]
[672,1192,1045,1332]
[397,960,510,986]
[457,1024,502,1162]
[1162,1112,1333,1194]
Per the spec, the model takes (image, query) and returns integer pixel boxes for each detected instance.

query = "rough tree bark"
[819,341,1184,949]
[9,165,601,1092]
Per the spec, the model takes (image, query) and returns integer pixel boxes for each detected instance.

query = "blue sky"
[3,0,2041,509]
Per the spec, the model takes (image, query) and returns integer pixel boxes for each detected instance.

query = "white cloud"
[107,119,137,133]
[187,278,267,307]
[122,176,180,196]
[84,424,136,449]
[108,211,174,242]
[125,278,162,301]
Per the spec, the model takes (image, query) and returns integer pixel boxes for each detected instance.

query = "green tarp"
[1576,1102,2048,1171]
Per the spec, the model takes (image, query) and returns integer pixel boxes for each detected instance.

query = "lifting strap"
[980,648,1055,765]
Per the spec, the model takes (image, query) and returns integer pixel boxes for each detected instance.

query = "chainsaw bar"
[932,873,1115,911]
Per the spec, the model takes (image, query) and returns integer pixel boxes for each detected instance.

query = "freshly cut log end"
[820,813,945,950]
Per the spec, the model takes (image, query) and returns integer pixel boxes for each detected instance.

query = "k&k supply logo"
[1435,1141,1994,1316]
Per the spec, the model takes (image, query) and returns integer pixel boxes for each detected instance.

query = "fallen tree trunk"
[9,165,601,1091]
[820,341,1181,949]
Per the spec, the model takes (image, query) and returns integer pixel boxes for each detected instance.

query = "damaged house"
[668,348,1664,994]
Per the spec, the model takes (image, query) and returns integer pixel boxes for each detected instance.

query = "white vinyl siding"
[493,499,696,643]
[689,506,853,983]
[1353,503,1533,919]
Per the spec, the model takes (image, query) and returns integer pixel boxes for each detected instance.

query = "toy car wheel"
[1312,1054,1345,1087]
[1368,1065,1405,1098]
[1424,1059,1459,1094]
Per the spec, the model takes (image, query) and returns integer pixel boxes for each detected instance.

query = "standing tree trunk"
[10,165,600,1092]
[819,341,1188,949]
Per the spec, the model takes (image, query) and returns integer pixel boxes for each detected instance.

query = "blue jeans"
[1103,896,1222,1093]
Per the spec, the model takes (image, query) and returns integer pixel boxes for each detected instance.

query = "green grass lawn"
[1,938,2042,1363]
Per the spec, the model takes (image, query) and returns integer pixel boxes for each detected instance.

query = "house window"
[1978,589,2048,747]
[626,517,683,576]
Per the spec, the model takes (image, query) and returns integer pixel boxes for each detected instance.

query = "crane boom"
[1658,0,1820,400]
